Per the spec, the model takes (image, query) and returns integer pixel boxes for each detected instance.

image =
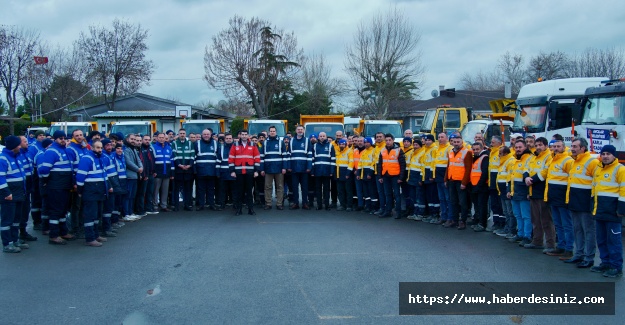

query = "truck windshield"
[582,95,625,125]
[363,124,402,138]
[248,123,286,137]
[344,123,359,136]
[111,125,150,137]
[50,125,91,136]
[460,123,486,142]
[305,124,344,138]
[419,110,436,133]
[512,105,546,132]
[182,122,221,135]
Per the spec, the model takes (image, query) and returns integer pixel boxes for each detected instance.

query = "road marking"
[278,252,370,257]
[319,315,356,319]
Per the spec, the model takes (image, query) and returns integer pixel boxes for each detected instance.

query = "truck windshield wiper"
[598,122,617,125]
[582,121,597,124]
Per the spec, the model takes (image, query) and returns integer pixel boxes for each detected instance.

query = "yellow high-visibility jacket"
[545,152,574,206]
[406,146,425,184]
[509,151,532,200]
[373,142,385,175]
[432,142,451,182]
[488,145,502,189]
[566,151,600,212]
[591,158,625,222]
[525,149,552,199]
[422,143,437,183]
[335,147,353,181]
[496,152,516,195]
[357,146,375,180]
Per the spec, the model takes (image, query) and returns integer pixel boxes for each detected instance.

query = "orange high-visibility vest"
[448,148,469,181]
[353,148,362,170]
[381,148,401,176]
[470,155,486,186]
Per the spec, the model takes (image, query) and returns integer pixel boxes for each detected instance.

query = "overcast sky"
[3,0,624,110]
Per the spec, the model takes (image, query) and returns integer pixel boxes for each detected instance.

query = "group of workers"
[0,124,622,279]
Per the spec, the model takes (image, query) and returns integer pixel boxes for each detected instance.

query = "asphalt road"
[1,206,623,324]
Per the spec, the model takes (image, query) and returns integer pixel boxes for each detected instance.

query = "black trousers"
[173,178,194,208]
[315,176,331,208]
[196,176,217,207]
[448,180,470,222]
[235,173,255,210]
[336,178,353,209]
[330,177,337,204]
[471,187,490,226]
[218,179,235,207]
[31,175,42,226]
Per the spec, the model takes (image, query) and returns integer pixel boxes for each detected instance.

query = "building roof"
[71,92,236,119]
[93,110,176,118]
[390,89,518,114]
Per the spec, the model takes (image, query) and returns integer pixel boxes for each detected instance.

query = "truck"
[460,119,513,147]
[359,120,403,143]
[299,115,344,138]
[510,77,606,145]
[418,106,473,137]
[243,119,288,137]
[181,119,226,135]
[577,78,625,161]
[49,122,98,136]
[110,121,157,137]
[344,116,361,136]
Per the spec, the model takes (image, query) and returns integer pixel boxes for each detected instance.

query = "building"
[69,93,236,134]
[389,87,517,131]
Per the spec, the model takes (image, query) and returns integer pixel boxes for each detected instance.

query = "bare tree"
[204,16,304,118]
[19,43,96,122]
[496,51,525,93]
[0,25,40,133]
[297,53,347,114]
[565,47,625,79]
[19,41,51,120]
[76,19,155,111]
[344,8,424,119]
[459,70,503,91]
[525,51,569,82]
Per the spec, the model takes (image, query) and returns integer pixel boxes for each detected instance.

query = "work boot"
[19,232,38,241]
[96,236,108,242]
[558,251,574,260]
[3,245,21,253]
[85,240,103,247]
[248,208,256,215]
[13,240,29,249]
[302,204,310,210]
[103,231,117,237]
[457,221,466,230]
[603,268,623,278]
[235,207,242,216]
[289,204,299,210]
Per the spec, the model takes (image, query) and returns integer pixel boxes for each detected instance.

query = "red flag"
[34,56,48,64]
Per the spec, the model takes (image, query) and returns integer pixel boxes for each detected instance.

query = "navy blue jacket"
[289,136,312,173]
[76,151,109,201]
[195,139,219,177]
[152,142,174,178]
[312,140,335,177]
[0,148,26,202]
[260,136,288,174]
[216,142,235,180]
[38,142,74,190]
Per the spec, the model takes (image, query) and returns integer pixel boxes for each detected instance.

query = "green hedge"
[0,121,50,144]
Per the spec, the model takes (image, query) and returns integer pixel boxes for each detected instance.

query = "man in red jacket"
[229,130,260,216]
